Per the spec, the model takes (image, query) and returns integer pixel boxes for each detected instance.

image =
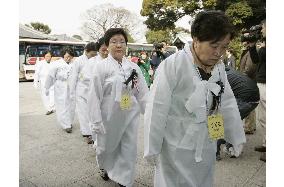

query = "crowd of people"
[33,10,266,187]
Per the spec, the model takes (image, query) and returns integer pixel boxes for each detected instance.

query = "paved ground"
[20,82,266,187]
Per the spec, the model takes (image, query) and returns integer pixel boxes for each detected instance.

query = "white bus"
[19,38,87,80]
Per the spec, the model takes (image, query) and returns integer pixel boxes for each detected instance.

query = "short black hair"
[60,46,75,57]
[97,37,106,50]
[84,42,97,52]
[104,28,128,47]
[191,10,235,43]
[42,50,53,57]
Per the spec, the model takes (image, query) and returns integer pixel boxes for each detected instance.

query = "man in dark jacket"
[240,41,258,134]
[248,19,266,162]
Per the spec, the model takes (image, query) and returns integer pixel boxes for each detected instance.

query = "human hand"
[90,122,106,134]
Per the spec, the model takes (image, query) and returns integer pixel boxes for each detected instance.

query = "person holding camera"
[248,19,266,162]
[144,10,246,186]
[150,42,171,74]
[239,41,258,135]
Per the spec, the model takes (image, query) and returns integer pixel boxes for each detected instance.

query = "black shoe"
[82,135,90,137]
[99,169,109,181]
[216,154,221,161]
[254,146,266,152]
[260,152,266,162]
[245,131,254,135]
[65,128,72,133]
[118,184,126,187]
[45,111,53,115]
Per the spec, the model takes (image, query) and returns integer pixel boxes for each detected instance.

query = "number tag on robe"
[207,113,224,140]
[120,93,132,110]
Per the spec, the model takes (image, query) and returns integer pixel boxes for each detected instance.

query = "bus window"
[50,44,62,57]
[26,44,49,57]
[37,45,50,56]
[74,45,84,57]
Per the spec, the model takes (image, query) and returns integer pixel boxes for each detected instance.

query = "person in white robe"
[87,28,149,187]
[81,37,108,145]
[45,46,76,133]
[33,50,55,115]
[69,42,97,143]
[144,10,246,187]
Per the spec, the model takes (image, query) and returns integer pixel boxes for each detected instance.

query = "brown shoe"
[86,136,94,144]
[260,152,266,162]
[65,128,72,133]
[254,146,266,152]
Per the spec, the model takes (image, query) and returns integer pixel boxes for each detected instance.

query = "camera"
[241,25,262,43]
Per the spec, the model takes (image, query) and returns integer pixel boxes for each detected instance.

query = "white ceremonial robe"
[33,59,55,112]
[144,43,246,187]
[69,54,93,136]
[87,55,149,187]
[81,55,105,141]
[45,59,75,129]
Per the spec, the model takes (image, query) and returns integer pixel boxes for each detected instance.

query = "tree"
[141,0,265,64]
[145,29,172,44]
[81,3,146,42]
[72,35,83,40]
[26,22,51,34]
[141,0,265,31]
[145,27,190,44]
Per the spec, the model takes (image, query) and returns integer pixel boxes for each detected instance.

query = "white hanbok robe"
[144,44,246,187]
[80,54,105,140]
[87,55,149,187]
[45,59,75,129]
[33,59,55,112]
[69,54,93,136]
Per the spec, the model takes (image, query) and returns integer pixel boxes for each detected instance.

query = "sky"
[19,0,191,42]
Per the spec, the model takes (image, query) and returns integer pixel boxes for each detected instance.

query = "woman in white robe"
[33,50,55,115]
[69,42,97,140]
[87,28,149,187]
[81,37,108,144]
[45,47,76,133]
[144,10,246,187]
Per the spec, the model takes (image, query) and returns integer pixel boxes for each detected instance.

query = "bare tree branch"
[80,3,147,42]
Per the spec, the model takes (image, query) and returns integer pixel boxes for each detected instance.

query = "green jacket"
[138,58,151,87]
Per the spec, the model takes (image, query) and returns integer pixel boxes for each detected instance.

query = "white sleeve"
[69,59,80,99]
[87,63,104,125]
[33,61,40,88]
[45,64,57,90]
[144,57,177,157]
[135,66,149,114]
[220,65,246,147]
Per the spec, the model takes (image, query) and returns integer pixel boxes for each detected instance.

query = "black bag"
[225,66,260,119]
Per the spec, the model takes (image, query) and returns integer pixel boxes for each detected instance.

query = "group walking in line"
[33,10,266,187]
